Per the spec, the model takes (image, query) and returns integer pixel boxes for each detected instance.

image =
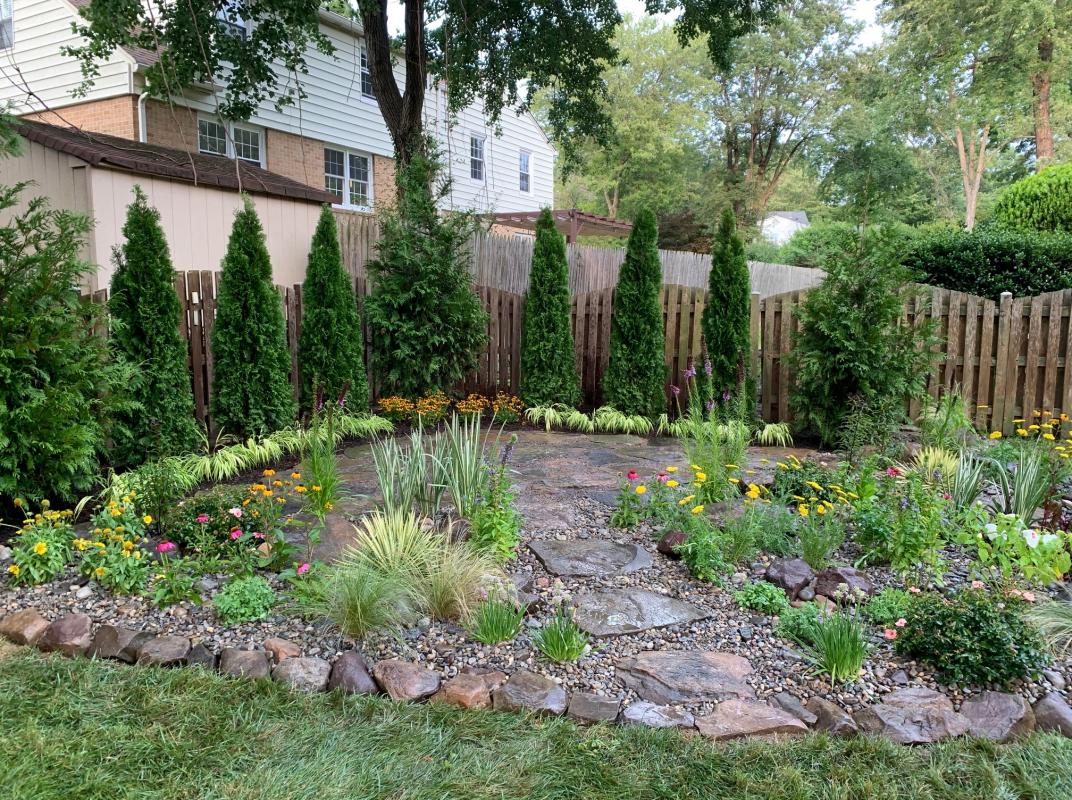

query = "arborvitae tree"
[297,206,368,411]
[364,144,487,396]
[108,187,199,466]
[211,197,295,436]
[519,208,580,407]
[601,208,666,417]
[702,208,751,404]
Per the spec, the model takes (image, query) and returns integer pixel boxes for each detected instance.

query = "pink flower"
[885,467,901,477]
[883,629,898,640]
[228,507,243,519]
[196,514,210,524]
[895,618,907,628]
[1022,591,1036,603]
[907,586,921,594]
[657,473,669,483]
[230,527,242,541]
[297,562,310,576]
[155,541,177,554]
[627,470,638,481]
[252,531,265,540]
[971,580,985,589]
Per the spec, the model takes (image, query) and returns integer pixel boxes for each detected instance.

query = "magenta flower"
[657,473,669,483]
[971,580,985,589]
[228,507,243,519]
[196,514,210,524]
[297,562,310,576]
[155,541,177,554]
[252,531,265,540]
[883,629,898,640]
[885,467,901,477]
[894,618,907,628]
[627,470,639,481]
[230,527,242,541]
[670,385,681,397]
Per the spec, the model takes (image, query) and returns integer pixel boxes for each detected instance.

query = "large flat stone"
[0,609,50,646]
[492,670,568,715]
[695,699,809,740]
[1034,693,1072,737]
[960,691,1035,742]
[373,659,441,702]
[87,625,142,661]
[616,651,754,704]
[528,540,651,577]
[855,689,970,745]
[574,589,709,636]
[621,702,695,729]
[137,635,190,667]
[38,613,92,657]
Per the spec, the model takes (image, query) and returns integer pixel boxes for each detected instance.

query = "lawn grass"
[1,650,1070,800]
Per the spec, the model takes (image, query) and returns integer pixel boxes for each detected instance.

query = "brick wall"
[142,100,199,152]
[23,96,139,140]
[265,127,324,188]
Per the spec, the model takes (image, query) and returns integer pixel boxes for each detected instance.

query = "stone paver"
[573,589,709,636]
[528,540,651,577]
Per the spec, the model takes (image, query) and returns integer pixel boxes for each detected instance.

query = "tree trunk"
[1032,34,1055,166]
[953,124,990,231]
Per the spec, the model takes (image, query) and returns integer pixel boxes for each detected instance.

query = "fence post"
[990,291,1014,433]
[749,291,761,414]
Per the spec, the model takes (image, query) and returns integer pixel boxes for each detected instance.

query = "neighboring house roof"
[17,120,337,204]
[764,211,810,225]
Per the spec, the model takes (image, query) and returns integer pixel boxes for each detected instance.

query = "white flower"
[984,522,999,540]
[1041,533,1059,547]
[1023,529,1041,549]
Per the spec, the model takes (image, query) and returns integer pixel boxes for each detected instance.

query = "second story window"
[519,150,531,193]
[232,126,261,164]
[360,47,375,98]
[0,0,13,50]
[470,135,485,182]
[217,2,249,40]
[198,119,228,156]
[325,147,372,210]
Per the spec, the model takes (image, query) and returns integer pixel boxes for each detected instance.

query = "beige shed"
[1,120,338,291]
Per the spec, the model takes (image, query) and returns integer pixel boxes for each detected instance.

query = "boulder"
[656,530,688,559]
[805,697,858,737]
[137,635,191,667]
[813,566,874,600]
[764,559,815,599]
[118,631,156,664]
[567,692,621,724]
[459,666,508,692]
[529,540,651,577]
[373,659,441,702]
[1034,693,1072,737]
[328,651,380,695]
[960,691,1035,742]
[615,651,754,705]
[186,643,218,670]
[219,648,271,680]
[621,702,695,729]
[87,625,142,661]
[432,673,495,710]
[0,609,50,646]
[855,688,969,745]
[769,692,817,726]
[273,657,331,692]
[37,613,92,657]
[492,670,568,716]
[695,699,809,741]
[264,637,301,664]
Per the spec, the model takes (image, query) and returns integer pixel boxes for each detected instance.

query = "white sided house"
[758,211,810,246]
[0,0,556,217]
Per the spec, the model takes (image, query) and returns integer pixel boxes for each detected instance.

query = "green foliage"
[0,185,131,503]
[987,443,1064,526]
[213,575,277,624]
[902,228,1072,300]
[469,457,522,562]
[371,428,448,517]
[601,209,666,417]
[796,510,847,571]
[210,197,295,437]
[703,208,751,401]
[294,562,415,637]
[523,404,595,433]
[862,588,912,628]
[895,588,1049,686]
[789,230,938,445]
[466,592,526,645]
[364,149,487,397]
[1025,600,1072,659]
[917,390,976,451]
[520,208,580,407]
[993,163,1072,233]
[107,187,199,467]
[853,470,947,578]
[958,513,1072,585]
[440,414,495,519]
[775,602,823,643]
[591,406,655,435]
[780,221,860,269]
[533,603,588,662]
[796,610,869,684]
[297,206,367,412]
[5,505,74,586]
[149,555,201,609]
[734,581,790,615]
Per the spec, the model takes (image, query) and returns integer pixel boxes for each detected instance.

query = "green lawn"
[1,650,1071,800]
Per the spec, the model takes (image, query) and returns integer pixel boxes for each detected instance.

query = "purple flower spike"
[683,366,697,380]
[704,356,713,376]
[670,385,681,397]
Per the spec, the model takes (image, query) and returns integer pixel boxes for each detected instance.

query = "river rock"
[656,530,688,558]
[567,692,621,724]
[137,635,190,667]
[960,691,1035,742]
[1034,693,1072,737]
[328,651,380,695]
[37,613,92,657]
[573,588,709,636]
[220,648,271,679]
[373,659,441,702]
[616,651,754,704]
[492,670,568,715]
[528,540,651,577]
[769,692,817,726]
[0,608,50,646]
[264,637,301,664]
[854,688,969,744]
[87,625,141,661]
[695,699,808,741]
[805,697,858,736]
[765,559,815,599]
[432,673,494,710]
[186,643,218,670]
[273,657,331,692]
[621,701,695,729]
[813,566,874,600]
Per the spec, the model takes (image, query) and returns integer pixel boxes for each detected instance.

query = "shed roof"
[489,209,632,242]
[17,120,337,204]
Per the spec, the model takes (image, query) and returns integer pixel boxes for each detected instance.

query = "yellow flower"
[665,466,678,473]
[1017,428,1029,437]
[291,472,301,480]
[13,498,22,508]
[312,485,323,492]
[1043,433,1056,441]
[805,480,823,491]
[678,495,695,506]
[133,551,142,560]
[695,472,707,482]
[72,538,89,551]
[691,505,704,514]
[294,485,307,494]
[816,504,827,515]
[635,485,647,495]
[728,477,740,484]
[1062,414,1069,422]
[989,431,1002,439]
[33,541,48,556]
[143,515,153,525]
[7,564,20,576]
[690,464,701,471]
[724,464,739,470]
[120,550,130,559]
[666,480,679,488]
[797,504,810,518]
[776,462,788,470]
[325,502,335,511]
[263,469,276,477]
[263,490,274,498]
[94,566,106,578]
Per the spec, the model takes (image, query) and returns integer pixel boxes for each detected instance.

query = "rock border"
[3,607,1071,744]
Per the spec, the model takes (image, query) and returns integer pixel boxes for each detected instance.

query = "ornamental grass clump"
[467,591,526,645]
[796,610,869,684]
[534,603,588,662]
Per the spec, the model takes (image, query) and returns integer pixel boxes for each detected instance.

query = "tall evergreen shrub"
[993,162,1072,234]
[211,197,295,436]
[364,146,487,396]
[601,209,666,417]
[519,208,580,407]
[108,187,199,466]
[703,208,751,403]
[297,206,368,411]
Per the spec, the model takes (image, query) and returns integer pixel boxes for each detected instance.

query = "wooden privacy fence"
[757,287,1072,434]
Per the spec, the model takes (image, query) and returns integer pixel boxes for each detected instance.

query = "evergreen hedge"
[993,162,1072,234]
[211,198,295,436]
[108,187,199,465]
[601,209,666,417]
[703,208,751,402]
[297,206,368,411]
[519,208,580,407]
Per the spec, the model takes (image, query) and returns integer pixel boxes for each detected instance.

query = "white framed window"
[519,150,531,193]
[217,2,250,40]
[0,0,13,50]
[198,119,228,156]
[360,47,375,98]
[470,135,485,182]
[325,147,372,209]
[198,118,264,167]
[232,125,261,164]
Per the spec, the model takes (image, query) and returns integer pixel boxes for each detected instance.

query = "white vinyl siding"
[324,146,371,209]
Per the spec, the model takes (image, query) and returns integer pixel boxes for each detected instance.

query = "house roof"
[17,120,337,204]
[764,211,810,225]
[489,209,633,241]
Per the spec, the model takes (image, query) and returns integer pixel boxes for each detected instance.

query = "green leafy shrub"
[796,506,847,570]
[781,221,860,269]
[6,504,74,586]
[364,146,487,396]
[703,208,751,403]
[895,588,1049,686]
[957,512,1072,585]
[210,197,295,436]
[297,205,368,412]
[519,208,581,407]
[467,592,526,644]
[677,518,731,583]
[790,230,938,445]
[601,208,666,417]
[775,603,823,644]
[852,469,947,577]
[734,581,790,615]
[0,184,131,504]
[469,460,522,562]
[862,588,911,627]
[902,227,1072,300]
[213,574,277,624]
[533,603,588,662]
[993,162,1072,233]
[107,187,199,467]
